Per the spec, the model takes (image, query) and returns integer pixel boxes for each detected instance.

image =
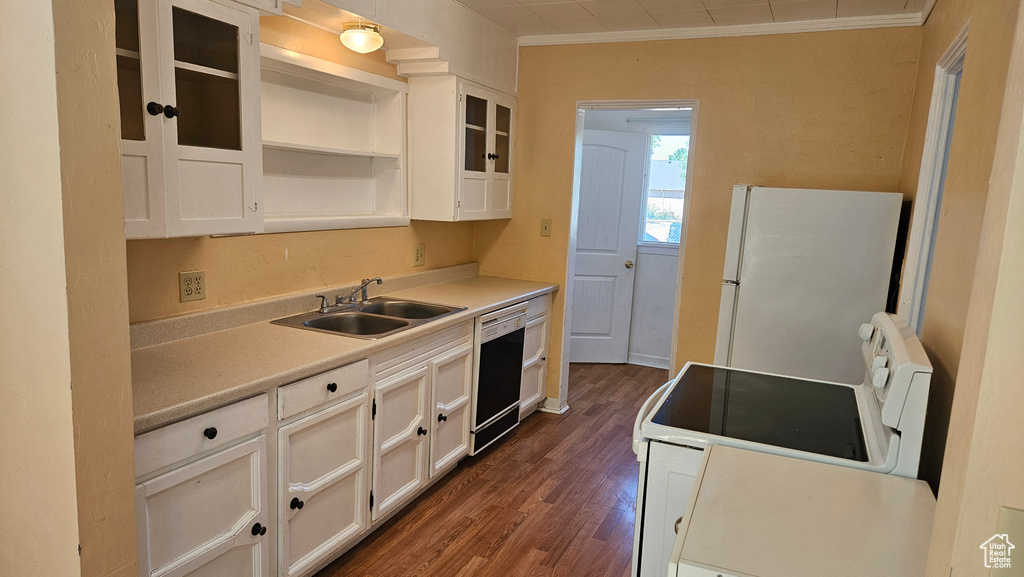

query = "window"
[640,134,688,245]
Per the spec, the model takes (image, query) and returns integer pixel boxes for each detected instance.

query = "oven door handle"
[633,380,672,455]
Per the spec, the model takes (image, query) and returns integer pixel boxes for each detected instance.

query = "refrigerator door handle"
[724,280,739,286]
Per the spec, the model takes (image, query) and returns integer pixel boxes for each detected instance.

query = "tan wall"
[127,18,473,323]
[908,1,1024,574]
[51,1,140,575]
[0,2,82,576]
[897,0,1022,497]
[477,28,922,399]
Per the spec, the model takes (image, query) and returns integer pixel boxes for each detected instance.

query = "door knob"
[251,522,266,536]
[624,260,634,269]
[437,413,448,423]
[417,427,427,436]
[290,497,304,510]
[163,105,180,119]
[146,102,165,116]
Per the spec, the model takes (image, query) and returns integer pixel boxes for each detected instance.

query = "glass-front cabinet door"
[158,0,258,237]
[114,0,259,239]
[457,82,515,221]
[116,0,168,238]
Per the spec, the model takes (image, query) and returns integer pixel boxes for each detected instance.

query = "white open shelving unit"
[259,44,409,234]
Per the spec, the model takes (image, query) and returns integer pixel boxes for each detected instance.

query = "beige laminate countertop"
[132,276,557,433]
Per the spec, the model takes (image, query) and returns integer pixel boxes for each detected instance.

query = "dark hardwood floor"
[315,363,669,577]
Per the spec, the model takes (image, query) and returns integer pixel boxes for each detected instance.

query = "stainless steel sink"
[358,299,453,319]
[304,313,409,335]
[272,297,465,339]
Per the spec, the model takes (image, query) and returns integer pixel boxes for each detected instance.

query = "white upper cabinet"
[408,76,515,221]
[115,0,261,238]
[233,0,282,14]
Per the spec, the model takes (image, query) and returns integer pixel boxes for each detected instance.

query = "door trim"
[558,99,699,412]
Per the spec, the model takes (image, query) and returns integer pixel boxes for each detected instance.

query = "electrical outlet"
[541,219,552,237]
[179,270,206,303]
[413,243,426,267]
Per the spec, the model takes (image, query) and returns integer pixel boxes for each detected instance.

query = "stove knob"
[871,356,888,372]
[872,367,890,390]
[859,323,875,342]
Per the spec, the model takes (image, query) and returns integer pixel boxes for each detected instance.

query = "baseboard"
[627,352,670,370]
[538,396,569,414]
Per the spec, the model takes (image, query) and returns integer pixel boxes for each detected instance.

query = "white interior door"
[570,129,647,363]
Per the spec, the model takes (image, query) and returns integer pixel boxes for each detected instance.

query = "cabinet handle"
[326,382,338,393]
[146,102,165,116]
[437,413,447,423]
[251,522,266,536]
[163,105,180,119]
[674,516,683,534]
[290,497,304,510]
[417,426,427,436]
[203,427,218,440]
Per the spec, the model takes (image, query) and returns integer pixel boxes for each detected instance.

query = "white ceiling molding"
[518,12,923,47]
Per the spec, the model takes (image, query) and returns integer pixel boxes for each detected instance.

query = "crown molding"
[517,13,924,47]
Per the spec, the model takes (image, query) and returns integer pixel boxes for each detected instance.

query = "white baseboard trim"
[628,352,670,370]
[539,397,569,415]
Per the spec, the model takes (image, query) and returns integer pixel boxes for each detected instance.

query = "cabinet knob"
[146,102,165,116]
[487,153,500,160]
[163,105,180,119]
[417,427,427,436]
[290,497,304,510]
[437,413,447,423]
[326,382,338,393]
[541,356,547,361]
[251,522,266,536]
[203,427,218,440]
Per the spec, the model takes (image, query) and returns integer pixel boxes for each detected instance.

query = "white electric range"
[630,312,932,577]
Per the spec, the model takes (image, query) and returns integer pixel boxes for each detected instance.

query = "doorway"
[564,101,697,373]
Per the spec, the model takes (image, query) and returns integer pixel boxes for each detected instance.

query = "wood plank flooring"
[315,363,669,577]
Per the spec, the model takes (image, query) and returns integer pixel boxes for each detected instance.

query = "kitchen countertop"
[132,275,557,433]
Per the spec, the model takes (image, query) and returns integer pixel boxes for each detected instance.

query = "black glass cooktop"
[650,364,868,462]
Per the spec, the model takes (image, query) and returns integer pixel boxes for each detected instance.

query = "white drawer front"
[278,359,369,420]
[135,394,269,479]
[527,294,551,320]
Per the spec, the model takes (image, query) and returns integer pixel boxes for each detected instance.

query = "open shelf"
[258,43,408,234]
[262,140,400,159]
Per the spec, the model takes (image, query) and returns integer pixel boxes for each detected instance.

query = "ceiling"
[453,0,930,37]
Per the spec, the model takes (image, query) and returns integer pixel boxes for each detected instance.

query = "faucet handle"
[314,295,330,312]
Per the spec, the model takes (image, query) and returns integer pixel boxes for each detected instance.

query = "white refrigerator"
[714,185,902,384]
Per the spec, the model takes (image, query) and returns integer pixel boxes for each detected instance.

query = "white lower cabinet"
[520,296,551,418]
[430,343,474,477]
[371,365,431,520]
[135,436,270,577]
[278,392,370,577]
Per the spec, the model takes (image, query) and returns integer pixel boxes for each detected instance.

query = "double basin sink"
[272,297,466,339]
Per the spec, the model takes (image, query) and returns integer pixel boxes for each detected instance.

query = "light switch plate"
[541,219,552,237]
[179,270,206,302]
[413,243,426,267]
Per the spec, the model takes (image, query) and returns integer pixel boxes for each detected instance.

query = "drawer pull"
[251,522,266,536]
[327,382,338,393]
[290,497,305,510]
[203,427,218,440]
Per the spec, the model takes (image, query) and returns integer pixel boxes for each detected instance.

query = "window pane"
[172,7,238,75]
[175,67,241,150]
[464,127,486,172]
[114,0,144,141]
[465,95,487,129]
[641,135,689,244]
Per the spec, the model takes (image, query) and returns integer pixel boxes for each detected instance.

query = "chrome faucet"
[337,277,383,305]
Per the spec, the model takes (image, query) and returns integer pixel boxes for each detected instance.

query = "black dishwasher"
[470,303,527,454]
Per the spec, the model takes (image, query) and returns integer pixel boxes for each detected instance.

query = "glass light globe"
[340,22,384,54]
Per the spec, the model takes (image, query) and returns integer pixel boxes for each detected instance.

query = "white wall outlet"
[413,243,426,267]
[179,270,206,302]
[541,219,552,237]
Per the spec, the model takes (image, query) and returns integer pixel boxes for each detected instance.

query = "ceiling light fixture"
[340,21,384,54]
